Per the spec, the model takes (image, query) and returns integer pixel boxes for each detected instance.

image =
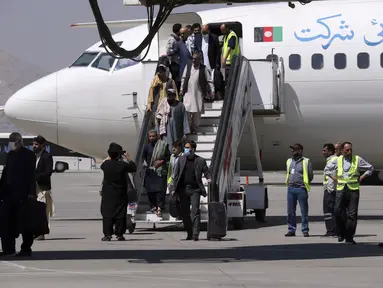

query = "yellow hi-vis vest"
[323,155,338,185]
[336,155,360,191]
[223,30,240,65]
[285,157,311,192]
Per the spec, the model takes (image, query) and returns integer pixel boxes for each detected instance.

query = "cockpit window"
[70,52,99,67]
[91,53,116,71]
[114,56,141,71]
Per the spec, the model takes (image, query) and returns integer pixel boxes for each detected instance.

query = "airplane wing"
[70,19,150,29]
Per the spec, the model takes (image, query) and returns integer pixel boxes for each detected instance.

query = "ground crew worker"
[220,23,240,83]
[322,143,337,237]
[325,141,374,244]
[334,142,342,156]
[285,143,313,238]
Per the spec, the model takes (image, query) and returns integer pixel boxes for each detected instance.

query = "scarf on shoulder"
[149,139,168,176]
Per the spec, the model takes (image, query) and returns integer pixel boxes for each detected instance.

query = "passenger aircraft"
[3,0,383,173]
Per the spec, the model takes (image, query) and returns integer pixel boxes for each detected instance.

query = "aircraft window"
[70,52,99,67]
[357,52,369,69]
[289,54,301,70]
[114,56,141,71]
[311,54,323,70]
[91,53,116,71]
[334,53,346,70]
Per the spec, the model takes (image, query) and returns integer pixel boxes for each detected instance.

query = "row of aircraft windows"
[288,53,380,70]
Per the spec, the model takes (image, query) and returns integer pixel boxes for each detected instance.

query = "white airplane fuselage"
[5,0,383,170]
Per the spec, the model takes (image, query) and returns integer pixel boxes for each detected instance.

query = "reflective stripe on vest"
[323,155,338,184]
[336,155,360,191]
[285,157,311,192]
[223,30,240,65]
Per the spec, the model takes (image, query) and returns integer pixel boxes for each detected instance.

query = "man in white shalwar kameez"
[180,51,214,134]
[33,136,54,241]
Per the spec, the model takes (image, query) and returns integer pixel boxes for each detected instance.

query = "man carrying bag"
[0,132,48,257]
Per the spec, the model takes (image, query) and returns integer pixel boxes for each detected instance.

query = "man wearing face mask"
[0,132,36,257]
[33,135,54,241]
[156,88,190,153]
[172,141,211,241]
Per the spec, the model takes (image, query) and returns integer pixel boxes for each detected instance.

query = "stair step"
[196,151,214,160]
[198,125,219,134]
[200,116,221,126]
[202,109,222,117]
[187,133,217,142]
[204,101,224,110]
[194,142,215,151]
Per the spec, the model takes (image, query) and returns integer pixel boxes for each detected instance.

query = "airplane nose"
[5,72,58,142]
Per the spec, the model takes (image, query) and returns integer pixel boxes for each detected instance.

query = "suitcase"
[169,194,181,219]
[18,199,50,236]
[207,201,227,240]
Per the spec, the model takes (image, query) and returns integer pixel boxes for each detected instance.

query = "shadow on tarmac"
[151,215,383,232]
[44,238,86,241]
[8,242,383,263]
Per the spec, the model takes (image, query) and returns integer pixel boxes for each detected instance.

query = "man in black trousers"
[33,135,54,241]
[0,132,36,256]
[171,140,211,241]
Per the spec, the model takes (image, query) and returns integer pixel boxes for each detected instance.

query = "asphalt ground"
[0,171,382,287]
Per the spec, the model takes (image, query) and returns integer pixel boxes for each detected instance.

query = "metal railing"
[208,55,243,203]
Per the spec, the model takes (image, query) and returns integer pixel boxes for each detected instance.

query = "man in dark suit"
[194,24,220,73]
[33,135,54,241]
[0,132,36,257]
[171,140,211,241]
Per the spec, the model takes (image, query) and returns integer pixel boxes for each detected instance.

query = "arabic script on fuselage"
[364,19,383,46]
[294,14,354,50]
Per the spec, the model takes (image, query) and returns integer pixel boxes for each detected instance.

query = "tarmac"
[1,171,383,287]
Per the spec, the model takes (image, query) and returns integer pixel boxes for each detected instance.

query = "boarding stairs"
[127,54,285,233]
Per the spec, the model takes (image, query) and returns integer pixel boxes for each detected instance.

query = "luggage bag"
[207,201,227,240]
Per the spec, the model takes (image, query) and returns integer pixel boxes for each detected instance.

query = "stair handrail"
[208,55,243,203]
[131,74,162,205]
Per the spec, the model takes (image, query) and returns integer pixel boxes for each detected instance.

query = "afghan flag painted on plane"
[254,27,283,42]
